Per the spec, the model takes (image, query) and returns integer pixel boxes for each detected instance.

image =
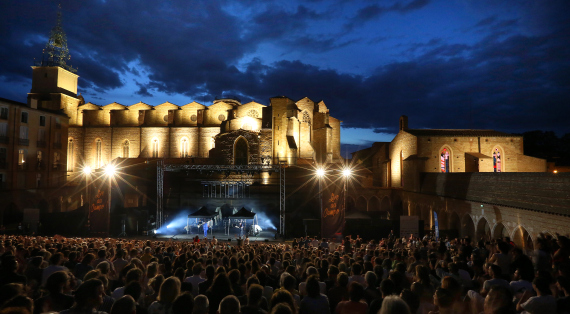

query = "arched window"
[440,147,451,173]
[152,138,159,158]
[67,139,74,171]
[95,139,102,168]
[302,111,311,124]
[400,150,403,187]
[493,147,502,172]
[180,137,189,158]
[123,140,129,158]
[234,137,248,165]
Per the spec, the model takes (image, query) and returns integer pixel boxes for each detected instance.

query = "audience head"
[158,276,181,304]
[348,282,365,302]
[379,295,411,314]
[74,279,105,310]
[193,295,209,314]
[172,292,194,314]
[218,295,240,314]
[110,295,136,314]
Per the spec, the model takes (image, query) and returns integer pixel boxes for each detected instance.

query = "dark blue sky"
[1,0,569,155]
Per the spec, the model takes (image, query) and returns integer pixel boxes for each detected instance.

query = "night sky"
[1,0,569,155]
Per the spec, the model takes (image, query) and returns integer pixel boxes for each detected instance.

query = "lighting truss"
[156,163,286,236]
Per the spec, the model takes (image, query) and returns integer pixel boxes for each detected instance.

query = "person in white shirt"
[348,263,367,287]
[510,268,534,295]
[517,277,557,314]
[312,238,319,247]
[113,249,129,275]
[184,264,205,296]
[112,268,143,300]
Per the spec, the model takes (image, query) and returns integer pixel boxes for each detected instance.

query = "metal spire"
[40,4,76,72]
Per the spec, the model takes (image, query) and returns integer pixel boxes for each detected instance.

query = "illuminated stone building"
[57,86,342,173]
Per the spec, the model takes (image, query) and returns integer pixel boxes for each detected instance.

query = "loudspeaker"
[264,239,269,242]
[227,239,232,242]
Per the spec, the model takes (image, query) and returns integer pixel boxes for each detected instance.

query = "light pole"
[104,164,116,236]
[83,166,92,235]
[342,168,351,224]
[316,167,325,237]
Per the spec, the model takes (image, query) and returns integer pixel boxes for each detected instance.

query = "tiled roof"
[405,129,518,137]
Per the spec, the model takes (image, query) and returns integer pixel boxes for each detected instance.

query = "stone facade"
[348,116,566,251]
[23,67,342,176]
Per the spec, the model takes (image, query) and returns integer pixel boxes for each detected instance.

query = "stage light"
[342,168,351,177]
[316,168,325,178]
[83,166,92,175]
[105,164,116,176]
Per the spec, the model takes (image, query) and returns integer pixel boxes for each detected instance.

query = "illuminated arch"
[151,138,159,158]
[439,145,453,173]
[491,145,505,172]
[95,138,103,168]
[476,217,491,240]
[356,196,367,211]
[180,137,189,158]
[122,140,130,158]
[511,225,534,251]
[492,222,510,240]
[233,136,249,165]
[368,196,380,211]
[67,138,74,171]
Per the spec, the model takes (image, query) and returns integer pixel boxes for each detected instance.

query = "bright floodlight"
[83,166,92,175]
[342,168,352,177]
[104,164,116,176]
[316,168,325,178]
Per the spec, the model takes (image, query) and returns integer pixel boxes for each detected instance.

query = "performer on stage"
[203,219,209,238]
[239,221,244,238]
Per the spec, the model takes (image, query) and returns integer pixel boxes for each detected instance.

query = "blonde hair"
[379,295,411,314]
[158,276,181,304]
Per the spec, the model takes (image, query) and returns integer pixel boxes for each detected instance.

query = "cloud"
[0,0,568,140]
[346,0,431,29]
[135,81,153,97]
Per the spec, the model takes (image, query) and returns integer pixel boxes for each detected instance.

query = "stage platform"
[153,230,279,243]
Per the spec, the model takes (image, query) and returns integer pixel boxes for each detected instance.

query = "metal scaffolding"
[156,160,164,229]
[156,163,286,235]
[279,161,286,236]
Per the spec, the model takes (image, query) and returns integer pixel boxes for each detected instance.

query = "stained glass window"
[440,148,450,173]
[493,148,502,172]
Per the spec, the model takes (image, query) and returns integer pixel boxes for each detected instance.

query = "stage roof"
[188,206,215,218]
[230,207,256,219]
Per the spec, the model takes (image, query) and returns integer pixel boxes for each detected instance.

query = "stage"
[153,229,279,242]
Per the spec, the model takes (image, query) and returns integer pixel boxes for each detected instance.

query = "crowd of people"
[0,231,569,314]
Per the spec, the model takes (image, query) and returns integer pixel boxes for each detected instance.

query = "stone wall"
[210,130,261,164]
[419,172,570,215]
[389,131,417,187]
[517,154,547,172]
[416,136,524,173]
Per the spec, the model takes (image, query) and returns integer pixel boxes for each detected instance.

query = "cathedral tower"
[27,5,80,124]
